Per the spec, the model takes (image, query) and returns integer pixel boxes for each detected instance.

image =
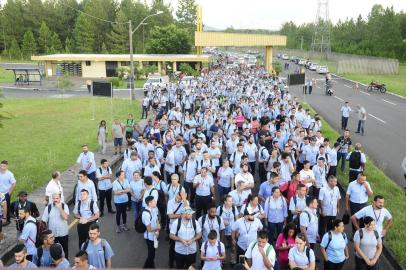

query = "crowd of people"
[0,62,394,270]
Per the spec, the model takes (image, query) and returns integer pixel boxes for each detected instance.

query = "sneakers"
[121,224,130,231]
[116,226,122,233]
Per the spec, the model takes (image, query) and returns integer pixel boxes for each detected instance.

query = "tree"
[145,24,191,54]
[149,0,174,28]
[179,63,198,76]
[107,9,128,54]
[9,38,22,59]
[64,37,74,53]
[101,42,109,54]
[49,32,62,54]
[176,0,196,37]
[38,21,52,54]
[21,30,37,59]
[73,13,95,53]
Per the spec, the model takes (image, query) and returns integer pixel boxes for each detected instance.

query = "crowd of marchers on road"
[0,60,394,270]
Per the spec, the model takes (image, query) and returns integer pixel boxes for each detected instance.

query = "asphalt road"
[282,62,406,188]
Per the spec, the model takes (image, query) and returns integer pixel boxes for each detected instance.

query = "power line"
[59,1,129,25]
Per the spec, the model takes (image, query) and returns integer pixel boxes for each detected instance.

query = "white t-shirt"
[299,169,315,188]
[245,241,276,270]
[201,241,225,270]
[45,179,65,202]
[232,218,263,251]
[354,205,392,237]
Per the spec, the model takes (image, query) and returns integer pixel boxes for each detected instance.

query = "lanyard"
[243,220,252,234]
[373,208,381,222]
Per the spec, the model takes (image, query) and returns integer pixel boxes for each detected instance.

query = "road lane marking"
[68,219,78,230]
[381,99,396,106]
[368,113,386,124]
[334,96,344,102]
[360,91,370,96]
[344,84,352,88]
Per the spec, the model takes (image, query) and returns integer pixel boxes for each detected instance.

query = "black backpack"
[201,214,221,234]
[219,205,238,221]
[349,151,361,169]
[77,200,96,219]
[154,182,166,209]
[134,208,151,233]
[324,231,347,250]
[175,218,197,236]
[294,209,311,228]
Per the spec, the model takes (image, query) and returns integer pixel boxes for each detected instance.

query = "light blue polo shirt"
[112,179,130,204]
[321,232,348,263]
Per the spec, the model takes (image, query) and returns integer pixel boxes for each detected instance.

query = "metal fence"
[275,48,399,75]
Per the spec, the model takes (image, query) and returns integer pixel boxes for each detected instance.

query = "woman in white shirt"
[288,233,316,270]
[239,194,265,221]
[217,160,235,201]
[97,120,108,154]
[264,186,288,245]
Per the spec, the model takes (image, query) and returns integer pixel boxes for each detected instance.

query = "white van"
[143,75,169,89]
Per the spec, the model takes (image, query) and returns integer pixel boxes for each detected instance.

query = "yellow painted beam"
[265,46,273,73]
[195,32,286,47]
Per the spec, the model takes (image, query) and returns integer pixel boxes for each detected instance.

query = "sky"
[165,0,406,30]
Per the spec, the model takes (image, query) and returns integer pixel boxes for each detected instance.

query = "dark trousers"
[320,215,336,237]
[218,185,231,203]
[324,260,345,270]
[99,188,113,214]
[158,203,167,228]
[337,152,347,171]
[169,239,175,268]
[349,170,361,182]
[77,222,93,249]
[55,235,69,258]
[142,106,148,119]
[195,195,212,219]
[183,182,195,207]
[303,85,307,94]
[309,85,313,94]
[355,256,379,270]
[249,161,256,175]
[5,193,10,221]
[268,222,284,245]
[87,172,98,195]
[115,202,127,226]
[175,252,196,269]
[350,202,368,232]
[144,239,156,268]
[341,116,349,130]
[258,164,267,183]
[236,244,245,259]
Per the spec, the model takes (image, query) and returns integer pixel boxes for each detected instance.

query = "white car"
[282,54,289,60]
[309,63,318,71]
[298,59,306,65]
[143,75,169,89]
[317,66,329,74]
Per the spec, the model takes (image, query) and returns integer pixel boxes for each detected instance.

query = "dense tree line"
[0,0,197,59]
[280,5,406,61]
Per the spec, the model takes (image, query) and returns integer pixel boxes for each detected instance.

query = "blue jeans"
[268,222,284,245]
[337,152,347,171]
[357,120,365,135]
[218,185,231,202]
[131,200,143,220]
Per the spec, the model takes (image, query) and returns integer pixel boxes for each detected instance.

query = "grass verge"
[113,79,145,89]
[302,102,406,267]
[0,97,141,200]
[0,68,14,83]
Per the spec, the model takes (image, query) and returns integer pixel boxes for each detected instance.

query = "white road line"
[334,96,344,102]
[360,91,371,96]
[344,84,352,88]
[368,113,387,124]
[381,99,396,106]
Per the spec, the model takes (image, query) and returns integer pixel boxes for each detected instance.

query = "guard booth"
[6,67,42,85]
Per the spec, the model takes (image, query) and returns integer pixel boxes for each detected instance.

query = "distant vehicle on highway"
[317,66,329,74]
[143,75,169,89]
[298,59,307,65]
[309,63,318,71]
[281,54,289,60]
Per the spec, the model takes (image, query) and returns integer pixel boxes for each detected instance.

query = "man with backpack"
[299,196,319,250]
[142,195,160,269]
[198,204,225,243]
[244,230,276,270]
[41,193,69,257]
[18,206,37,261]
[81,223,114,268]
[346,143,366,182]
[73,189,100,249]
[32,230,64,267]
[200,230,226,270]
[96,159,115,217]
[11,191,40,235]
[170,206,202,269]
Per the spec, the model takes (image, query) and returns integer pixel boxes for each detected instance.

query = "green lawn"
[0,68,14,83]
[113,79,145,89]
[302,102,406,267]
[0,97,141,199]
[345,64,406,97]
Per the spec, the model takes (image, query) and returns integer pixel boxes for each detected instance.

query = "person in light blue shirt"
[9,244,38,268]
[112,170,130,233]
[95,159,114,216]
[129,171,144,220]
[320,219,349,270]
[264,186,288,244]
[82,223,114,268]
[50,243,70,269]
[288,233,316,270]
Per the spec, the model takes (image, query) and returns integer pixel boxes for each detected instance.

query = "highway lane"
[282,62,406,187]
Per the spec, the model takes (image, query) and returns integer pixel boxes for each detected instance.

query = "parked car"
[298,59,306,65]
[317,66,329,74]
[282,54,289,60]
[143,75,169,89]
[309,63,318,71]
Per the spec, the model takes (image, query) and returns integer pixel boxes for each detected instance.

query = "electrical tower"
[311,0,331,58]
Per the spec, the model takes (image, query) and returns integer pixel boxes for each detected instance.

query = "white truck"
[143,75,169,90]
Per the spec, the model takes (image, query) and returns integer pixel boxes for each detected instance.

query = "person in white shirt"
[299,160,315,189]
[229,183,250,212]
[198,204,225,242]
[76,145,97,190]
[355,104,367,136]
[289,184,308,220]
[142,196,160,268]
[0,160,16,223]
[312,157,328,198]
[288,233,316,270]
[245,230,276,270]
[200,230,226,270]
[169,207,202,269]
[345,173,373,232]
[183,152,199,206]
[279,153,295,185]
[193,167,215,219]
[340,101,351,130]
[235,164,255,194]
[230,143,246,174]
[244,136,258,174]
[232,210,263,259]
[45,171,64,204]
[318,175,341,236]
[122,152,143,183]
[351,195,393,238]
[164,144,176,182]
[299,196,319,249]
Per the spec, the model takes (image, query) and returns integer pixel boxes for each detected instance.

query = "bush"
[110,77,121,88]
[273,61,282,75]
[179,63,198,76]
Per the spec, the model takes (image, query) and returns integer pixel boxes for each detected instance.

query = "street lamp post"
[129,11,163,101]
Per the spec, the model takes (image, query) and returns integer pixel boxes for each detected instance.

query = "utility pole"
[129,20,134,101]
[300,36,304,50]
[311,0,331,59]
